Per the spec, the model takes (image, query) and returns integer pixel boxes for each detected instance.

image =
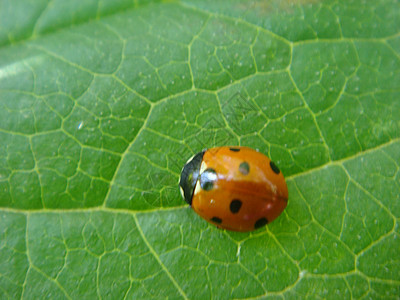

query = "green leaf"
[1,0,399,298]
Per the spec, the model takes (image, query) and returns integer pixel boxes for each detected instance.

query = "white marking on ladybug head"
[185,154,196,165]
[194,180,201,195]
[179,186,185,199]
[200,161,207,174]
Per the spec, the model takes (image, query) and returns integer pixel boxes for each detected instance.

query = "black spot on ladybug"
[200,168,217,191]
[239,162,250,175]
[230,199,242,214]
[254,217,268,229]
[270,161,280,174]
[211,217,222,224]
[229,148,240,152]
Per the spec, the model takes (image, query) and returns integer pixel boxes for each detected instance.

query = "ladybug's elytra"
[179,146,288,232]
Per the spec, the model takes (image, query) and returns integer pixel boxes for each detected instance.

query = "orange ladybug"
[179,146,288,232]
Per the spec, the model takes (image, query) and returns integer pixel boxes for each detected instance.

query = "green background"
[1,0,399,298]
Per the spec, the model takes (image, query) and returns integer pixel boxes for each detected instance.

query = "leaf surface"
[1,0,399,298]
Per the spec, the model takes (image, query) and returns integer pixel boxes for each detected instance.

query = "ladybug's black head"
[179,150,205,205]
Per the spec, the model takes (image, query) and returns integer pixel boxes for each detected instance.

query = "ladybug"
[179,146,288,232]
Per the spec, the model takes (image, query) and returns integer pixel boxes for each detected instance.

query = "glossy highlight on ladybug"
[179,146,288,232]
